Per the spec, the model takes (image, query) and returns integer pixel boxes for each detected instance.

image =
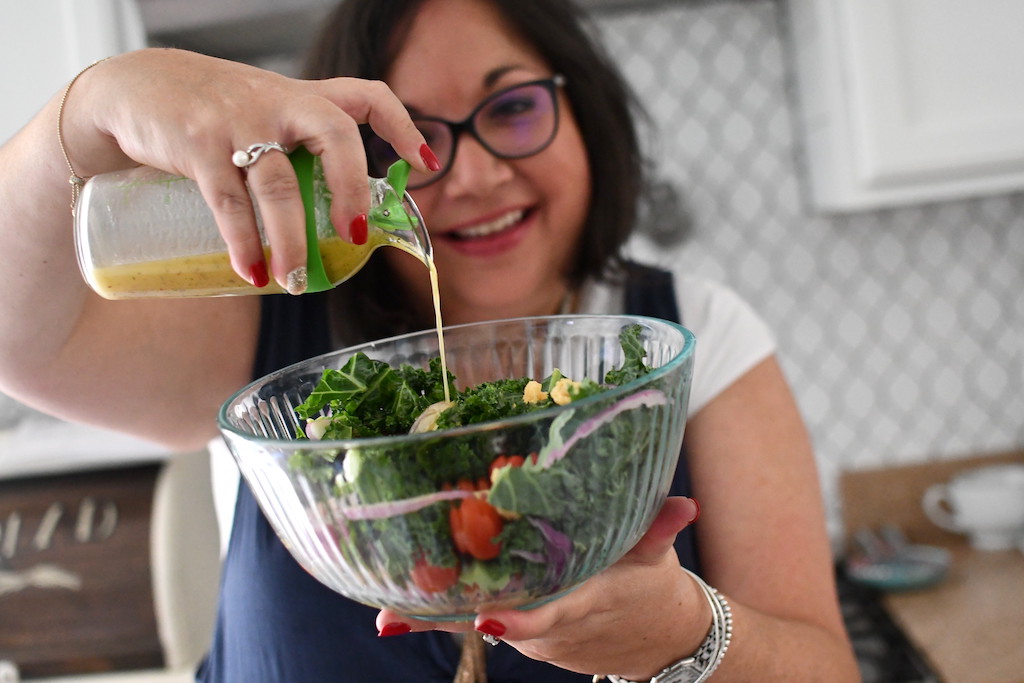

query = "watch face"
[656,661,701,683]
[606,658,701,683]
[0,464,163,677]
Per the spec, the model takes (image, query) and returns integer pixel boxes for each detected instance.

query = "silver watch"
[601,569,732,683]
[606,632,717,683]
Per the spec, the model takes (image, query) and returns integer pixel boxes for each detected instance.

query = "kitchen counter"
[883,543,1024,682]
[841,450,1024,683]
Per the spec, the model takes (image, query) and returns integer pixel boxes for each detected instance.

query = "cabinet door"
[789,0,1024,211]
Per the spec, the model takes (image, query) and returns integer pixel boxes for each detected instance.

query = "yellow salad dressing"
[90,234,382,298]
[426,259,450,403]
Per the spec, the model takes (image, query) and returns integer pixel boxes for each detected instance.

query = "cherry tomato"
[488,454,526,482]
[450,497,503,560]
[410,555,460,593]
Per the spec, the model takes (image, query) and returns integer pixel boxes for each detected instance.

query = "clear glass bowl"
[218,314,695,620]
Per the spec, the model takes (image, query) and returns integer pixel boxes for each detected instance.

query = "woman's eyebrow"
[402,65,533,118]
[483,65,525,89]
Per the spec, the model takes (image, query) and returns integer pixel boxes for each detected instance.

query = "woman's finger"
[374,608,472,636]
[191,157,267,289]
[624,496,700,565]
[312,77,433,173]
[238,148,308,292]
[289,97,372,244]
[307,78,437,242]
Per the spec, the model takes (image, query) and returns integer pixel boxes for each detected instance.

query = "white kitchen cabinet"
[787,0,1024,212]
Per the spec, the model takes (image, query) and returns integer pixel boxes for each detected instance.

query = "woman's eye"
[486,94,539,122]
[366,136,400,169]
[420,129,441,146]
[416,122,450,148]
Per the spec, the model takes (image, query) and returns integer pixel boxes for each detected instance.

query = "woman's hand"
[61,48,434,291]
[376,496,709,680]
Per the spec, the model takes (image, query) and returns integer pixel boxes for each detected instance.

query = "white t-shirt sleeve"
[674,274,776,415]
[578,268,777,415]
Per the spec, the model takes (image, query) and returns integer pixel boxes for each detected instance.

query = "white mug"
[922,464,1024,551]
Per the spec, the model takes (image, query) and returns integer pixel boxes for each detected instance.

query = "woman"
[0,0,858,680]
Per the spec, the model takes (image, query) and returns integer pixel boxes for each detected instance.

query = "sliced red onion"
[335,488,475,520]
[510,549,546,563]
[539,388,667,468]
[304,415,331,440]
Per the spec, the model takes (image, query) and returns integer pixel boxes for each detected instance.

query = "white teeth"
[454,210,524,238]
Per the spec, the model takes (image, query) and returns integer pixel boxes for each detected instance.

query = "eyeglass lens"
[365,79,560,189]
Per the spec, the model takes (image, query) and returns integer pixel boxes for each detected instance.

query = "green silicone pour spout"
[369,159,432,262]
[290,148,431,293]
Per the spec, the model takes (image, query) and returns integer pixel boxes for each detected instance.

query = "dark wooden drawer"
[0,464,164,678]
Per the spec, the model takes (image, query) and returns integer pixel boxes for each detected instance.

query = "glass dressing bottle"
[74,148,430,299]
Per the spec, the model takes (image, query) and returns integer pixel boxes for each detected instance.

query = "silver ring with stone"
[231,142,289,169]
[481,634,500,647]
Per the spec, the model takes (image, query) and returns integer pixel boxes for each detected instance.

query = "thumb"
[625,496,700,564]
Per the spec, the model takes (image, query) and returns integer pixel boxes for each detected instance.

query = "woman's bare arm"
[0,49,431,449]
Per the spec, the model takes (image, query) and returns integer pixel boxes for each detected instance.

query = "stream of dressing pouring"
[372,159,452,410]
[406,258,454,432]
[394,250,453,434]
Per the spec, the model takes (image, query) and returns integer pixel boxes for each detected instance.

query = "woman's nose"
[440,134,514,197]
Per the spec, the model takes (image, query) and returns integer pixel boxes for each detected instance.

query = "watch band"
[596,569,732,683]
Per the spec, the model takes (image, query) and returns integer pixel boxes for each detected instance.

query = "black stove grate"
[836,566,942,683]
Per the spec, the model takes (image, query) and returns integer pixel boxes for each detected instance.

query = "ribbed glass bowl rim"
[218,314,695,449]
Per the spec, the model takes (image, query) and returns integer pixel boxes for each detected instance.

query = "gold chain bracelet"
[56,57,112,215]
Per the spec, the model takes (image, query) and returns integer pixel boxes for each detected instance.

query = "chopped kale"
[603,324,652,386]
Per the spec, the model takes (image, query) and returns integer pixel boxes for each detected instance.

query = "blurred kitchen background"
[2,0,1022,681]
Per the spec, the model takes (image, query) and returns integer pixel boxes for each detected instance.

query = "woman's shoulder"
[672,272,770,340]
[582,261,768,337]
[583,260,777,413]
[667,267,778,413]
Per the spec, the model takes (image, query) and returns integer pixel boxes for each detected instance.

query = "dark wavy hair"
[303,0,647,341]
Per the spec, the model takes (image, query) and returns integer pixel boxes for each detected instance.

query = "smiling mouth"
[447,209,527,241]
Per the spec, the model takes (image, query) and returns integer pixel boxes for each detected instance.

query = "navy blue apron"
[197,264,697,682]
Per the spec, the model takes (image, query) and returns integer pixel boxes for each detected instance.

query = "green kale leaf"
[434,377,535,429]
[294,352,448,436]
[603,324,652,386]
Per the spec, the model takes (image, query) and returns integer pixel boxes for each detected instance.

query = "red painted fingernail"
[689,497,701,524]
[249,261,270,288]
[420,143,442,172]
[378,622,411,637]
[476,619,506,637]
[350,213,368,245]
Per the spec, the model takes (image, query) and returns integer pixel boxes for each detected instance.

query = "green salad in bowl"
[218,315,695,619]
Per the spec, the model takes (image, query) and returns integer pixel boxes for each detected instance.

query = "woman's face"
[383,0,591,324]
